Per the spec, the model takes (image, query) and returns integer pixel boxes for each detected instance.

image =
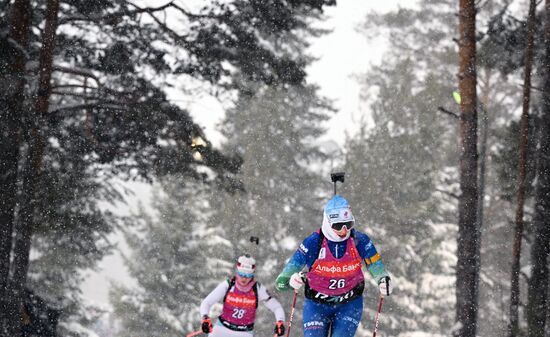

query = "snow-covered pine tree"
[208,82,332,335]
[110,0,336,334]
[343,58,456,337]
[353,1,528,335]
[110,176,234,337]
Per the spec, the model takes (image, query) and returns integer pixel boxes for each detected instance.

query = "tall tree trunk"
[7,0,60,335]
[0,0,31,334]
[509,1,538,336]
[454,2,480,337]
[527,1,550,337]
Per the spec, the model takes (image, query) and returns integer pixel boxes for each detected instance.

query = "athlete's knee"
[330,315,360,337]
[342,314,360,326]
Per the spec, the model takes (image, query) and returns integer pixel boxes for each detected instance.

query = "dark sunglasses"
[331,221,354,231]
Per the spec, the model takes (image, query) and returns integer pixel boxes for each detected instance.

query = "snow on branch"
[53,65,101,87]
[169,2,221,20]
[435,188,460,200]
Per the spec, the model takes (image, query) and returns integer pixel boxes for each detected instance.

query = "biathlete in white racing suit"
[200,254,286,337]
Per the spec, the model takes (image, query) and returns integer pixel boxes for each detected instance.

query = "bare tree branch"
[59,1,175,25]
[52,84,97,91]
[50,103,127,115]
[51,90,101,100]
[519,82,549,94]
[53,65,101,87]
[437,106,460,119]
[435,188,460,200]
[124,1,190,46]
[170,2,220,19]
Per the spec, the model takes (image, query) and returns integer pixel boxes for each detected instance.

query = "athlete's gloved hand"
[201,315,213,333]
[378,276,393,296]
[289,272,305,290]
[276,274,291,291]
[274,320,285,336]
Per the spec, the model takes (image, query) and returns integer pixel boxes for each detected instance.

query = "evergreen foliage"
[2,0,549,336]
[111,178,233,337]
[343,58,456,336]
[111,81,333,336]
[1,0,336,334]
[348,1,531,335]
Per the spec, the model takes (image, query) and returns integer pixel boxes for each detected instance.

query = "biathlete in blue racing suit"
[275,195,393,337]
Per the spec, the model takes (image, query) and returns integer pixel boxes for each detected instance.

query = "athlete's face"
[331,220,353,238]
[333,226,349,238]
[236,274,253,286]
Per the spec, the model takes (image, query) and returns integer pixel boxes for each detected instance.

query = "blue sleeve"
[354,230,389,282]
[275,232,320,291]
[283,232,321,272]
[353,230,379,259]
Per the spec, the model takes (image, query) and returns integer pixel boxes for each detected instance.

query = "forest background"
[1,0,550,337]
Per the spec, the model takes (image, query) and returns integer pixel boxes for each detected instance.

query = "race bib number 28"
[232,309,246,319]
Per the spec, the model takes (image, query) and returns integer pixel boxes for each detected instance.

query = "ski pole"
[186,330,203,337]
[285,290,298,337]
[372,296,384,337]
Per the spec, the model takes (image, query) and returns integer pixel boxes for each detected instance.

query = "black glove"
[274,320,285,336]
[378,276,393,296]
[201,315,213,333]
